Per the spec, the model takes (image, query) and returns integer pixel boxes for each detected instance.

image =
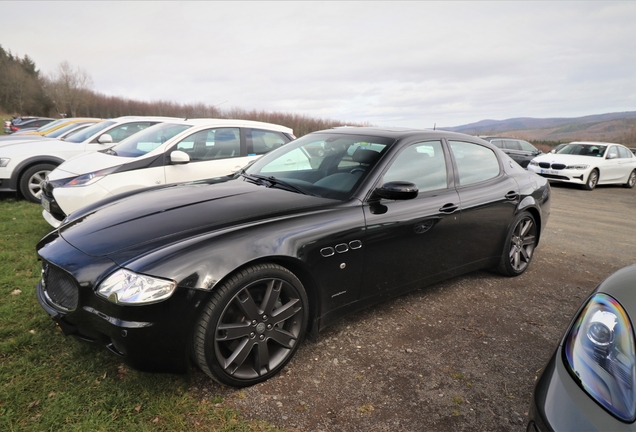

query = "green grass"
[0,197,275,431]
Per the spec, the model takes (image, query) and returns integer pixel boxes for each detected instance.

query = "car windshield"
[63,121,116,143]
[556,144,607,157]
[44,122,96,138]
[244,132,393,200]
[35,119,66,132]
[109,123,192,157]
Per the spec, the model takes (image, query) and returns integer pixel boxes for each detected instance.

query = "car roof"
[144,117,293,133]
[313,126,485,142]
[569,141,625,146]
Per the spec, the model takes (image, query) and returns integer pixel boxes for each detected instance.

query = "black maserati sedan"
[529,265,636,431]
[36,127,551,387]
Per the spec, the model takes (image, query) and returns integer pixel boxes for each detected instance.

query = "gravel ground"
[191,183,636,431]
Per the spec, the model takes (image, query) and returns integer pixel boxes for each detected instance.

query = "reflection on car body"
[529,265,636,431]
[36,127,551,387]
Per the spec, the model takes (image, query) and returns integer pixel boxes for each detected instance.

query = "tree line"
[0,45,365,137]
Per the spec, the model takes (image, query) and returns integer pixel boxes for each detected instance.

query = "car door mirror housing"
[373,181,418,200]
[97,133,113,144]
[607,153,617,160]
[170,150,190,165]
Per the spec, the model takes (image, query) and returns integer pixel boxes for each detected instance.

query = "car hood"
[59,178,336,258]
[49,151,136,179]
[532,153,603,165]
[0,137,55,148]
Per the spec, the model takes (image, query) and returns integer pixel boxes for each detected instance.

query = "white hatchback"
[41,118,294,227]
[527,141,636,190]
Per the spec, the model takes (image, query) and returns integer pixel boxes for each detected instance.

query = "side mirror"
[97,133,113,144]
[373,181,418,200]
[170,150,190,165]
[607,153,617,160]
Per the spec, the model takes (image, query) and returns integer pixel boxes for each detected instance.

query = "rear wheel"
[584,169,599,191]
[497,211,537,277]
[193,263,308,387]
[19,163,55,203]
[623,170,636,188]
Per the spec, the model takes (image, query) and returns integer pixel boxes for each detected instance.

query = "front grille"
[538,162,566,170]
[42,262,79,311]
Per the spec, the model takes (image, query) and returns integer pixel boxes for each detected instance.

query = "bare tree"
[44,61,94,117]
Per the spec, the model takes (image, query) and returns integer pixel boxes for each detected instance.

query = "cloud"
[1,1,635,127]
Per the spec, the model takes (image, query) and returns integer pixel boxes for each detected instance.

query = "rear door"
[448,140,519,267]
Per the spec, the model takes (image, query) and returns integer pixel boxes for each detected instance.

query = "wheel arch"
[201,255,321,340]
[9,156,65,191]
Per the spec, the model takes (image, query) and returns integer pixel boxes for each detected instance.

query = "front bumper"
[529,346,636,431]
[36,257,209,374]
[527,165,590,185]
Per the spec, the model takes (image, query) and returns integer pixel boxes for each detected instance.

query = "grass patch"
[0,197,273,431]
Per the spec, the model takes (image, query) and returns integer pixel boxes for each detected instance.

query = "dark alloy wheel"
[193,263,308,387]
[19,163,56,203]
[497,211,537,276]
[584,169,599,191]
[623,170,636,188]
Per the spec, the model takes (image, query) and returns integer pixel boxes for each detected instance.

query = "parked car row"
[3,116,54,134]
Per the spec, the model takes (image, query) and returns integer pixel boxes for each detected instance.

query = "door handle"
[439,203,459,213]
[505,191,519,201]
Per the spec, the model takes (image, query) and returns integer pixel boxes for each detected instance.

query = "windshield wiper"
[242,173,314,196]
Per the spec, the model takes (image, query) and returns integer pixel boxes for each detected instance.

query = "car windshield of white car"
[558,144,607,157]
[108,123,192,157]
[245,133,392,200]
[63,121,116,143]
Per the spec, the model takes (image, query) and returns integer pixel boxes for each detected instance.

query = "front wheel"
[19,163,56,203]
[193,263,308,387]
[584,169,599,191]
[623,170,636,188]
[497,211,537,277]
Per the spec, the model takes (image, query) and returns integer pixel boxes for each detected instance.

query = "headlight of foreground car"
[565,164,590,170]
[97,269,177,305]
[528,160,539,166]
[0,157,10,167]
[63,166,121,187]
[564,293,636,422]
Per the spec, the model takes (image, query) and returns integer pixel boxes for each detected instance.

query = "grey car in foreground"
[529,265,636,431]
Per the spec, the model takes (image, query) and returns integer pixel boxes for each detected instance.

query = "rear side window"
[449,140,500,186]
[246,129,289,155]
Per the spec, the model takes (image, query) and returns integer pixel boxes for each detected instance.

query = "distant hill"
[443,111,636,144]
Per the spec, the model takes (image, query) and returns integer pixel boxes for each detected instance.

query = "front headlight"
[63,166,121,187]
[564,293,636,421]
[0,157,10,167]
[565,164,590,170]
[528,160,539,167]
[97,269,177,305]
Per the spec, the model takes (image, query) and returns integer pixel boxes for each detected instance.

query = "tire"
[583,169,599,191]
[193,263,308,387]
[19,163,56,203]
[623,170,636,188]
[497,211,537,277]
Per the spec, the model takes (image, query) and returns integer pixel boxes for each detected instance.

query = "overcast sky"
[1,1,635,128]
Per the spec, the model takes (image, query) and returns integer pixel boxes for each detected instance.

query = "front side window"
[607,146,619,159]
[247,129,289,155]
[172,128,240,161]
[449,140,500,186]
[383,141,447,192]
[518,140,538,152]
[504,140,522,150]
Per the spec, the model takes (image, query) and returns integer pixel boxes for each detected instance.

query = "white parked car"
[0,116,180,202]
[527,141,636,190]
[41,119,295,227]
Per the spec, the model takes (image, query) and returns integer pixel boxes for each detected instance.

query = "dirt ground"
[190,183,636,431]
